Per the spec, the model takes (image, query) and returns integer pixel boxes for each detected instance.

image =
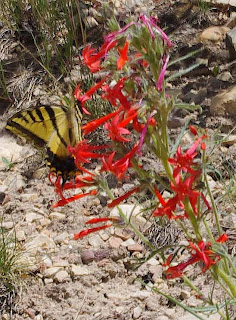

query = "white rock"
[54,270,69,283]
[53,260,69,267]
[44,278,53,285]
[88,234,104,247]
[21,193,38,202]
[25,212,42,223]
[71,264,90,276]
[25,234,56,254]
[131,291,151,300]
[43,267,62,278]
[0,136,30,169]
[16,230,26,241]
[110,204,147,228]
[0,185,8,193]
[2,221,14,229]
[54,232,69,244]
[42,256,53,268]
[133,306,142,319]
[49,212,66,220]
[147,258,159,266]
[121,238,136,247]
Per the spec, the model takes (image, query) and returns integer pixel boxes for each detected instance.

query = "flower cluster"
[164,234,228,279]
[49,16,234,297]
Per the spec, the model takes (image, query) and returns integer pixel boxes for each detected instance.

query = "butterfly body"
[6,96,82,182]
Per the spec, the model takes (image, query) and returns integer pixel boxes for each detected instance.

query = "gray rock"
[226,26,236,59]
[210,86,236,119]
[70,264,90,276]
[109,236,123,249]
[54,270,70,283]
[49,212,66,220]
[54,232,69,244]
[133,306,142,319]
[43,267,62,278]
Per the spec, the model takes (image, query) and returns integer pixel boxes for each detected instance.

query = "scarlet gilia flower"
[104,110,138,142]
[168,135,206,178]
[108,186,140,208]
[102,78,131,110]
[83,40,117,73]
[164,235,228,279]
[74,79,106,114]
[117,41,129,70]
[101,144,138,179]
[68,140,108,165]
[134,53,148,68]
[74,216,124,240]
[82,108,121,135]
[171,173,201,216]
[153,188,181,220]
[52,189,97,208]
[189,125,198,135]
[62,175,96,191]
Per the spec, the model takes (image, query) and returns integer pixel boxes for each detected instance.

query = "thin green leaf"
[168,48,203,67]
[167,62,201,81]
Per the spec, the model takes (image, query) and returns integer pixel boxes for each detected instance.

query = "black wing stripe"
[21,114,29,123]
[28,110,36,123]
[44,106,68,148]
[6,121,45,146]
[35,109,45,122]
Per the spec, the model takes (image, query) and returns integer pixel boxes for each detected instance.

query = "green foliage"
[1,157,14,170]
[0,227,24,285]
[0,0,88,76]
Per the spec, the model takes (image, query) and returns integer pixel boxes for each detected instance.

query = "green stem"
[203,218,214,243]
[182,275,202,296]
[217,267,236,298]
[99,178,156,251]
[202,152,221,235]
[184,199,201,240]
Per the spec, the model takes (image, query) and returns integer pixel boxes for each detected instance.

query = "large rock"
[199,26,229,43]
[226,26,236,59]
[210,86,236,119]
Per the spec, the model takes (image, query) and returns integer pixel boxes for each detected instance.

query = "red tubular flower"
[104,110,137,142]
[164,235,228,279]
[82,108,121,135]
[108,186,140,208]
[83,40,117,73]
[52,190,97,208]
[117,41,129,70]
[104,115,131,142]
[189,125,198,135]
[74,216,123,239]
[168,135,206,178]
[101,145,138,179]
[216,233,228,243]
[171,173,200,215]
[74,224,112,240]
[153,188,180,220]
[102,78,131,110]
[62,176,96,191]
[74,79,106,114]
[68,140,108,164]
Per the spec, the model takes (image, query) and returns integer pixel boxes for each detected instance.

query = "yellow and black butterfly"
[6,95,82,182]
